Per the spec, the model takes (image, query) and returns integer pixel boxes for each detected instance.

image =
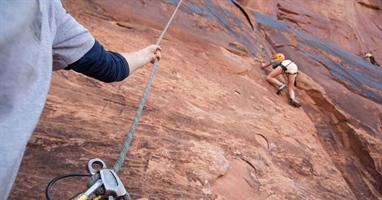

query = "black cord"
[45,173,91,200]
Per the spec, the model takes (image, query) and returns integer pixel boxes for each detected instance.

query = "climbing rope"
[113,0,183,173]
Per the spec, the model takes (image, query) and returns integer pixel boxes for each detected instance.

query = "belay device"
[72,158,128,200]
[45,158,130,200]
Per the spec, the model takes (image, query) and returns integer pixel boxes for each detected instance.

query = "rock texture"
[10,0,382,199]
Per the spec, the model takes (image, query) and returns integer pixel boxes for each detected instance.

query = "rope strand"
[113,0,183,173]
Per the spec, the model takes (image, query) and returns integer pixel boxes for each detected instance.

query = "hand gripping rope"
[45,1,183,199]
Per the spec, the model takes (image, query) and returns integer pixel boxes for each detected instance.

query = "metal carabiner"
[87,158,107,175]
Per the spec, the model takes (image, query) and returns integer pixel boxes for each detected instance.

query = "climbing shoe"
[289,98,301,108]
[276,84,287,95]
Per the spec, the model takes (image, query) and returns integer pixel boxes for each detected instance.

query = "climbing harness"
[280,60,292,71]
[281,61,298,87]
[45,1,183,199]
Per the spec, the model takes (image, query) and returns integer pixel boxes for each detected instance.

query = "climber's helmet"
[271,53,285,68]
[273,53,285,61]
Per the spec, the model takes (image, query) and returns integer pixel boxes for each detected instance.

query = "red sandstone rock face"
[10,0,381,199]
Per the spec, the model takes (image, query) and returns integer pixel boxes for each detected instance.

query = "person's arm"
[261,63,272,69]
[52,0,162,82]
[64,41,162,83]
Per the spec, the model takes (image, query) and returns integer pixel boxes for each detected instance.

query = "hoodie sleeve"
[51,0,95,70]
[64,40,130,82]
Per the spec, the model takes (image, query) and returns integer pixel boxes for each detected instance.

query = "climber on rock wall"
[261,53,301,108]
[364,53,380,66]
